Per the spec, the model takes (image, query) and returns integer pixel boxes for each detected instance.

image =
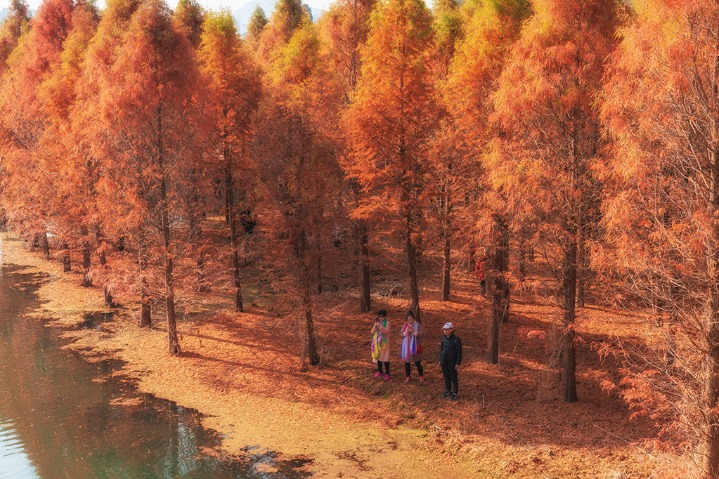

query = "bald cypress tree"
[0,0,31,75]
[491,0,619,401]
[343,0,440,321]
[246,6,268,47]
[198,10,261,312]
[96,0,201,355]
[0,0,75,255]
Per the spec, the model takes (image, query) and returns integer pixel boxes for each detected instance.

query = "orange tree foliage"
[70,0,146,316]
[0,0,75,242]
[246,6,268,50]
[343,0,440,320]
[67,0,143,294]
[443,0,530,260]
[37,1,99,283]
[427,0,461,302]
[319,0,374,105]
[94,0,201,354]
[601,0,719,474]
[197,10,261,311]
[490,0,618,401]
[319,0,375,311]
[441,0,529,361]
[253,7,340,365]
[174,0,205,48]
[0,0,30,75]
[257,0,307,63]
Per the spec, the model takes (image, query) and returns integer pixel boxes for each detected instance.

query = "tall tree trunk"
[139,238,151,328]
[81,227,92,287]
[225,182,231,226]
[188,167,207,293]
[316,234,323,294]
[196,254,208,293]
[488,278,502,364]
[562,238,578,403]
[491,215,510,324]
[500,280,510,324]
[495,214,510,272]
[664,313,677,373]
[405,216,421,322]
[82,243,92,287]
[141,297,151,326]
[96,230,106,266]
[705,111,719,477]
[518,237,527,281]
[302,270,320,366]
[705,318,719,478]
[104,285,114,308]
[41,232,50,259]
[298,228,319,365]
[442,234,451,301]
[357,220,371,312]
[163,205,180,356]
[62,243,71,272]
[577,229,587,309]
[440,186,452,301]
[189,210,207,293]
[225,152,244,313]
[158,109,180,356]
[82,241,92,268]
[706,225,719,476]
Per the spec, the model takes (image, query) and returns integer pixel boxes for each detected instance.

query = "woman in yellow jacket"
[371,310,391,380]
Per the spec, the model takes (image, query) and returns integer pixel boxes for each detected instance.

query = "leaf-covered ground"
[0,232,688,478]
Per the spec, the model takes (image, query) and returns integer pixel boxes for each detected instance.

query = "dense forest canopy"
[1,0,719,476]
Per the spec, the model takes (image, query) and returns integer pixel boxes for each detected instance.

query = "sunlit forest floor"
[1,231,688,478]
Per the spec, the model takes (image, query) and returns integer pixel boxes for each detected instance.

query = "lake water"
[0,258,310,479]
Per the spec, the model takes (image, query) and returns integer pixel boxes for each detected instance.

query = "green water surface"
[0,246,310,479]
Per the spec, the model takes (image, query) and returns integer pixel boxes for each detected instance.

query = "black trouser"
[404,361,424,377]
[442,362,458,394]
[377,361,389,374]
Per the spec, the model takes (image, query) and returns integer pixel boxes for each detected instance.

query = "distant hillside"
[0,7,35,22]
[233,0,325,36]
[0,3,325,37]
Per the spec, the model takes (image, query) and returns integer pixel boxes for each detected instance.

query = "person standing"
[371,309,391,380]
[439,322,462,400]
[400,310,424,383]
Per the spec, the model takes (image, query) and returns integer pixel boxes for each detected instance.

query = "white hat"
[442,322,454,330]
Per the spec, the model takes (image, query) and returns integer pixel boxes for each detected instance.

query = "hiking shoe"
[419,376,424,382]
[404,376,410,384]
[374,371,382,378]
[384,374,390,381]
[450,393,458,401]
[442,390,452,398]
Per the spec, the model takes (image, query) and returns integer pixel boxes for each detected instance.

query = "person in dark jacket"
[439,322,462,401]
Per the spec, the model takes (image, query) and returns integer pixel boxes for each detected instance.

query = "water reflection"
[0,263,310,479]
[0,418,38,478]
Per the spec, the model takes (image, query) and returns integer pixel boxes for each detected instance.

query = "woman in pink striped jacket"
[400,310,424,383]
